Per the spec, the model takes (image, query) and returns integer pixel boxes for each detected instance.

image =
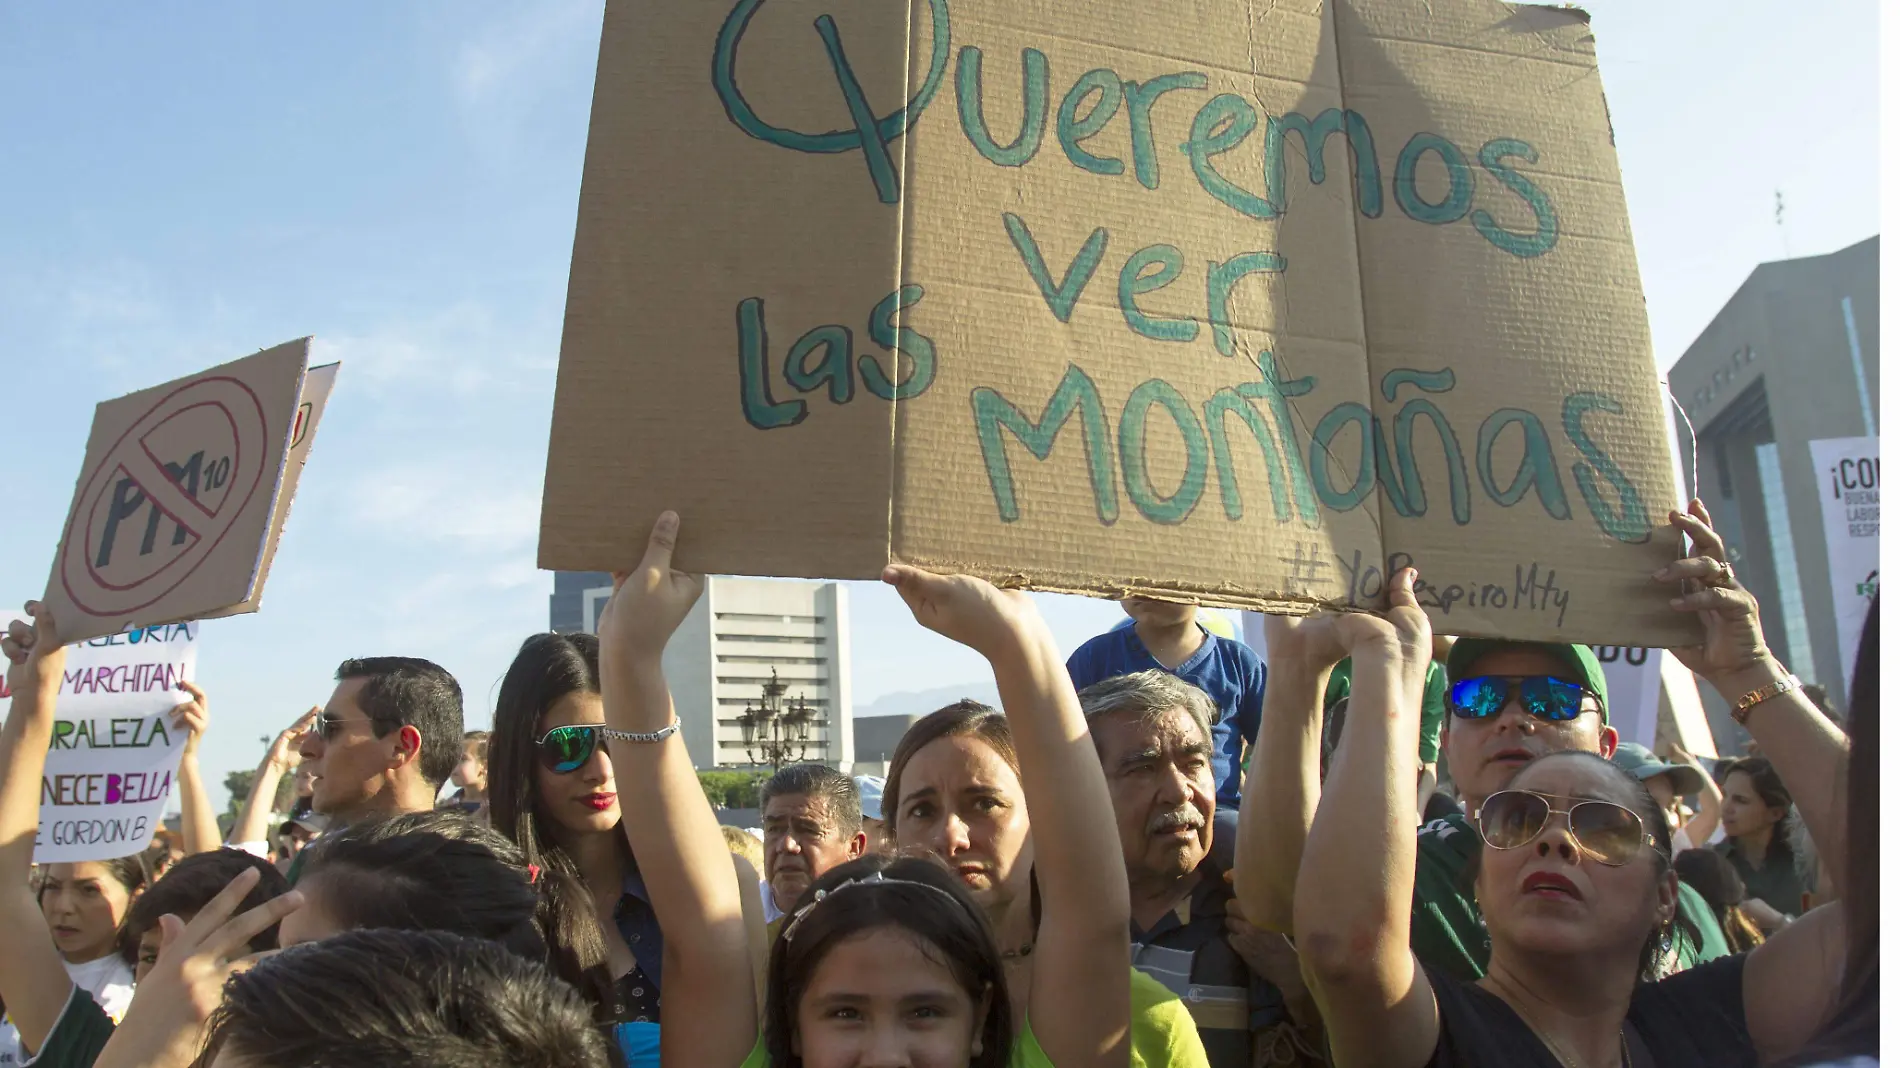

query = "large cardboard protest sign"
[1808,436,1878,686]
[542,0,1692,645]
[0,623,199,863]
[43,340,321,644]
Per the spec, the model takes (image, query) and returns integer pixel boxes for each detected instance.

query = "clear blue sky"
[0,1,1878,796]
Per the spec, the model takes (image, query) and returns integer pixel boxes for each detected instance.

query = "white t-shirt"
[0,955,135,1065]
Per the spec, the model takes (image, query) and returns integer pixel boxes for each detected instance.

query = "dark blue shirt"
[609,867,665,1068]
[1067,623,1265,807]
[612,866,665,998]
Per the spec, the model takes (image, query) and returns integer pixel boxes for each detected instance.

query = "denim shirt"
[612,864,666,997]
[606,865,667,1068]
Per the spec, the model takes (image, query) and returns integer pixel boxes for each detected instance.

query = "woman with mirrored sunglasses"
[1282,556,1853,1068]
[486,632,769,1068]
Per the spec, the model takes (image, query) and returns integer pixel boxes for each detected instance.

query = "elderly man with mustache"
[1081,671,1322,1068]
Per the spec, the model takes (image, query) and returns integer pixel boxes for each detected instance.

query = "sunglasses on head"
[1477,789,1661,866]
[1448,675,1593,722]
[536,724,608,774]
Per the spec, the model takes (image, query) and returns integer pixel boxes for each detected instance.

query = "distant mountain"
[855,680,1001,720]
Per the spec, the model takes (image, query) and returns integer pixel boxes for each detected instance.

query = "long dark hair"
[1782,595,1878,1065]
[487,632,622,1013]
[194,929,610,1068]
[297,811,547,963]
[1671,848,1765,954]
[1722,755,1796,861]
[766,854,1012,1068]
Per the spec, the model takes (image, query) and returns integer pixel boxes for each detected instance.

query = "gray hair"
[760,763,863,838]
[1076,670,1217,751]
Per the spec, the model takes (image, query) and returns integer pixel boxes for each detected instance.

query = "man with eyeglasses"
[1236,621,1730,980]
[287,657,465,882]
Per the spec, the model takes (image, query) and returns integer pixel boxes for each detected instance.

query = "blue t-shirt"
[1067,624,1265,807]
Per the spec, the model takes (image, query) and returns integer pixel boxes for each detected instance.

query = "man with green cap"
[1410,637,1732,977]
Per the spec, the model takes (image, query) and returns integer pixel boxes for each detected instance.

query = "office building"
[552,573,854,770]
[852,712,923,775]
[1667,235,1878,747]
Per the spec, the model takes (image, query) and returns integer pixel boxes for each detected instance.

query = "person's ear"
[971,983,995,1056]
[1599,724,1619,759]
[1656,867,1680,927]
[393,724,423,769]
[850,831,868,858]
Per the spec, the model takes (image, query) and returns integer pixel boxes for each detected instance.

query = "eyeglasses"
[1476,790,1661,866]
[312,712,380,742]
[1448,675,1594,722]
[536,724,608,774]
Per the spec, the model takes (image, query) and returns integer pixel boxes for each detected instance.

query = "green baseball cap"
[1445,639,1610,722]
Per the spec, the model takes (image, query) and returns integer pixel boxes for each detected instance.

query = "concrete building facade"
[1667,236,1878,742]
[552,574,854,770]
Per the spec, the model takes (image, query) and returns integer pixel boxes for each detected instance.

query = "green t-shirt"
[1412,810,1733,981]
[737,967,1208,1068]
[16,986,115,1068]
[1325,659,1449,765]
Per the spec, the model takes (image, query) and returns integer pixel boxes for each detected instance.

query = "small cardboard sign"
[43,340,319,643]
[542,0,1696,646]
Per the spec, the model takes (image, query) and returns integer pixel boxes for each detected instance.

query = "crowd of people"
[0,498,1878,1067]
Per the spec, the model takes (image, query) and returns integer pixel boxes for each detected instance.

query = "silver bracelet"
[602,721,681,744]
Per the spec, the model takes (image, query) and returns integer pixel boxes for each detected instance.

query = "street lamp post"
[737,668,816,770]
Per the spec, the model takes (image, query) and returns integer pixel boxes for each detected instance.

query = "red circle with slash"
[58,376,270,617]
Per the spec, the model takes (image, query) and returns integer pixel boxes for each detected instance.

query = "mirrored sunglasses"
[537,724,606,774]
[1448,675,1590,722]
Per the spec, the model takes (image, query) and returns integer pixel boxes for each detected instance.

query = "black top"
[1425,953,1755,1068]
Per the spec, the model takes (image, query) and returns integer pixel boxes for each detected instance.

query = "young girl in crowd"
[449,729,491,815]
[588,511,1143,1067]
[486,631,767,1068]
[882,702,1206,1065]
[1276,504,1853,1068]
[1715,756,1808,919]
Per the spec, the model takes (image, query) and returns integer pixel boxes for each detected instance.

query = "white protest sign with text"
[1808,436,1878,686]
[0,623,200,863]
[1591,645,1664,751]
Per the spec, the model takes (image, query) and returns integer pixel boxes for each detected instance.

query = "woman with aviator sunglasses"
[1287,557,1852,1068]
[486,632,768,1068]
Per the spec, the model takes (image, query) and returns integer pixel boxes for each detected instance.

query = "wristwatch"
[1731,674,1800,726]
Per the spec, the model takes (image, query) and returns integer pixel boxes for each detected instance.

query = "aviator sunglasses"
[1476,789,1662,866]
[536,724,611,774]
[1448,675,1594,722]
